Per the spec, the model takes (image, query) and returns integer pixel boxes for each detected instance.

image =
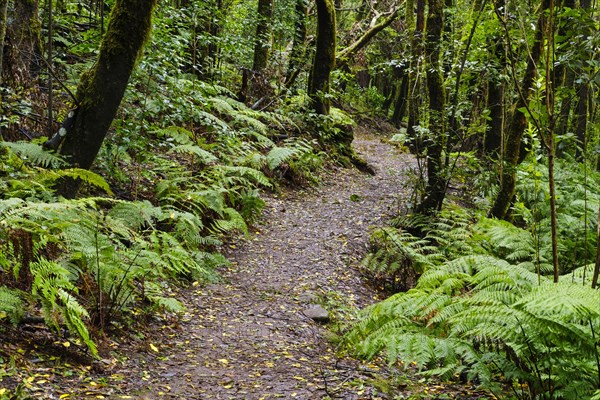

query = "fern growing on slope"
[352,207,600,399]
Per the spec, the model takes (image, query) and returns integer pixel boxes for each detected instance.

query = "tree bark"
[484,0,506,159]
[252,0,273,72]
[391,70,408,127]
[574,0,591,161]
[489,0,551,220]
[0,0,9,86]
[417,0,445,213]
[3,0,42,86]
[57,0,158,198]
[406,0,425,141]
[285,0,308,89]
[309,0,336,115]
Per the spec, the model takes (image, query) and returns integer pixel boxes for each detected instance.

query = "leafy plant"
[350,206,600,399]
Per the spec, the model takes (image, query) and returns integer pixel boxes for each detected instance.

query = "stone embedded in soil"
[297,291,318,304]
[303,304,330,323]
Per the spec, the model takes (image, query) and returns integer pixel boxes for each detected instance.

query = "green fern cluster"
[352,207,600,399]
[349,253,600,398]
[515,159,600,273]
[0,197,231,355]
[362,207,474,292]
[0,141,113,201]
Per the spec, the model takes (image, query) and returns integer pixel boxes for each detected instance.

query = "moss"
[58,0,158,197]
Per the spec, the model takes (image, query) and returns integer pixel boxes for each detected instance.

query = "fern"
[1,141,67,168]
[0,287,24,325]
[266,146,299,170]
[169,144,218,165]
[350,249,600,399]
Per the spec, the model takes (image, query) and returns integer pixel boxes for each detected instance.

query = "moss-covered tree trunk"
[489,0,550,220]
[252,0,273,73]
[57,0,158,198]
[308,0,336,115]
[3,0,42,86]
[417,0,445,214]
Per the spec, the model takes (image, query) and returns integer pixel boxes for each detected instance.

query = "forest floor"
[1,127,493,399]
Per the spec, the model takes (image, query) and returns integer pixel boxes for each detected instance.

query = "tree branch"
[336,2,404,67]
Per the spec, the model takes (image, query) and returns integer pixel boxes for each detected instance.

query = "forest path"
[127,129,414,399]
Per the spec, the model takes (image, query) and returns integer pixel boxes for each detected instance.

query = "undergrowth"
[351,160,600,400]
[0,32,330,357]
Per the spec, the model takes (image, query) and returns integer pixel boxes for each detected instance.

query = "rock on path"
[125,134,414,399]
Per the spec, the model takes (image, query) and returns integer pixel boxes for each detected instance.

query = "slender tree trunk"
[57,0,158,198]
[285,0,308,89]
[391,71,409,127]
[484,0,506,159]
[417,0,445,213]
[592,200,600,288]
[0,0,9,86]
[574,0,592,161]
[406,0,425,141]
[574,83,589,161]
[309,0,336,115]
[486,77,504,157]
[489,0,551,220]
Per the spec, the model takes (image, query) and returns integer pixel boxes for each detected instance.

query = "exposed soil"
[0,129,492,399]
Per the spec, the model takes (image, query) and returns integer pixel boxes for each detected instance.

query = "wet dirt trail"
[125,131,415,399]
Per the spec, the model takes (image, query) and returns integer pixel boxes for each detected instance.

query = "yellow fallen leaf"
[0,389,7,395]
[218,358,229,365]
[149,343,159,352]
[59,394,70,399]
[62,341,71,348]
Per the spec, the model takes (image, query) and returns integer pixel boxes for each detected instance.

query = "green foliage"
[0,141,66,168]
[515,159,600,273]
[351,205,600,399]
[0,287,24,325]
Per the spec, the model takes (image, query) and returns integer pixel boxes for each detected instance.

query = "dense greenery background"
[0,0,599,398]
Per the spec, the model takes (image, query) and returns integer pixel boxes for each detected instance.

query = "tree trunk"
[3,0,42,86]
[406,0,425,141]
[391,71,409,127]
[574,0,591,161]
[592,200,600,288]
[417,0,445,214]
[309,0,336,115]
[574,83,589,161]
[57,0,158,198]
[285,0,308,89]
[252,0,272,72]
[482,0,505,159]
[489,0,551,220]
[0,0,9,87]
[485,76,504,158]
